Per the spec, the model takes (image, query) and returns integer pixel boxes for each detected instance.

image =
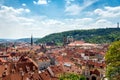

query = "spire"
[117,22,119,28]
[31,35,33,46]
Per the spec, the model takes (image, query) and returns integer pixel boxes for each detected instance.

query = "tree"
[59,73,86,80]
[79,75,86,80]
[36,28,120,45]
[105,41,120,80]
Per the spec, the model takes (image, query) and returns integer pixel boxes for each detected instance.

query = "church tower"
[31,35,33,46]
[117,22,119,28]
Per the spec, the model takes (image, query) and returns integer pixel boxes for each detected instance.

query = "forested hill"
[36,28,120,45]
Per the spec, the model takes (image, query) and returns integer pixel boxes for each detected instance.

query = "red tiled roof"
[39,70,52,80]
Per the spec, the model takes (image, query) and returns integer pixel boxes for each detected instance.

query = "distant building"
[63,36,74,46]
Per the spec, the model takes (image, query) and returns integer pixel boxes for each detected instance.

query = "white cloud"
[33,1,37,4]
[33,0,48,5]
[0,6,94,39]
[83,0,98,8]
[65,18,93,25]
[94,6,120,18]
[65,0,75,6]
[65,0,98,15]
[62,18,116,30]
[0,6,30,16]
[22,3,26,6]
[41,19,64,25]
[65,4,81,15]
[0,6,34,39]
[94,19,114,28]
[25,9,30,13]
[0,5,117,39]
[0,5,67,39]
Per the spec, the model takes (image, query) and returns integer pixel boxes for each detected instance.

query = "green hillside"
[36,28,120,45]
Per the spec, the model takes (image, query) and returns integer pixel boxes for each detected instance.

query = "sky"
[0,0,120,39]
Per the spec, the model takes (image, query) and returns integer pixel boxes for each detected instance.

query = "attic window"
[45,73,48,76]
[11,69,15,74]
[5,68,7,70]
[100,66,103,68]
[2,72,6,77]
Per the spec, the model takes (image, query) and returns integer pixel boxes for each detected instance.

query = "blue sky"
[0,0,120,39]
